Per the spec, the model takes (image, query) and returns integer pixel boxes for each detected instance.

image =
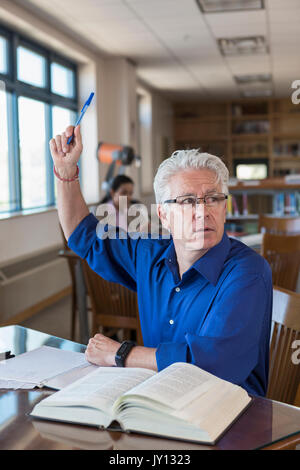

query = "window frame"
[0,22,78,214]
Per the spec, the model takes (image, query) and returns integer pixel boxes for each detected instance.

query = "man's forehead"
[169,169,220,193]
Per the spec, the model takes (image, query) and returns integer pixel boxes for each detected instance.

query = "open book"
[30,362,252,445]
[33,420,208,450]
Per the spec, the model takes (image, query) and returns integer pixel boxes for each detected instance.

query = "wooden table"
[0,326,299,450]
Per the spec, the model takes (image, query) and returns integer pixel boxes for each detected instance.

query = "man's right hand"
[50,125,83,180]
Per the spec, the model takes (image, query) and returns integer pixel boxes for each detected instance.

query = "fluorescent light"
[196,0,264,14]
[218,36,268,56]
[234,74,272,84]
[241,89,272,98]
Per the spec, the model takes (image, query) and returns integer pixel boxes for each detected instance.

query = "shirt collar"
[156,231,231,286]
[192,231,231,285]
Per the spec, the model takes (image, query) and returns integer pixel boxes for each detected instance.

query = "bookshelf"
[173,98,300,178]
[173,98,300,235]
[226,179,300,234]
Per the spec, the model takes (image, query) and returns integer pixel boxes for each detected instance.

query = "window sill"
[0,202,99,221]
[0,205,57,221]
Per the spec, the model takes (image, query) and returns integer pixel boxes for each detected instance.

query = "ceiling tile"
[14,0,299,99]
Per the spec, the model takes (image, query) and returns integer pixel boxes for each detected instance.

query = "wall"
[0,0,174,266]
[96,58,140,203]
[138,86,174,207]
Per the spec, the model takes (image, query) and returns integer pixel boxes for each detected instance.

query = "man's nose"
[194,203,205,218]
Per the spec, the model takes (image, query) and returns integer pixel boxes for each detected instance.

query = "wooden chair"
[259,215,300,234]
[267,286,300,406]
[261,233,300,291]
[82,260,143,345]
[59,225,78,340]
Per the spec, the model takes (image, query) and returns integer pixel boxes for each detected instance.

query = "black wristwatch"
[115,341,135,367]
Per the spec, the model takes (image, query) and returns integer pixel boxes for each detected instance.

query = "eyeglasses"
[163,193,228,208]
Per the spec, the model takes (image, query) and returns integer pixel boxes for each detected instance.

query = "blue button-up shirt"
[68,213,273,397]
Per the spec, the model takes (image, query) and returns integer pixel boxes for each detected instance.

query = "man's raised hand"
[50,125,82,180]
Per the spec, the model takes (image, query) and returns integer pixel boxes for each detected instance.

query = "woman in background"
[97,175,148,232]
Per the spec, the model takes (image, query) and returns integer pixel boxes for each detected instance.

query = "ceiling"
[12,0,300,101]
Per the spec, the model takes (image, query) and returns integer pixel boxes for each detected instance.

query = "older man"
[51,125,272,397]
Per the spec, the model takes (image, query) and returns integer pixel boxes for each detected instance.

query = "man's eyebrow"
[178,189,219,197]
[178,193,196,197]
[205,189,219,194]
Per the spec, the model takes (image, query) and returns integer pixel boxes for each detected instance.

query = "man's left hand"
[85,333,120,366]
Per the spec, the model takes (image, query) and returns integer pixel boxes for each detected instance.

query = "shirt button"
[169,319,174,325]
[175,287,180,292]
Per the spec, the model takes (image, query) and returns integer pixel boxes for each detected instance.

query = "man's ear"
[157,204,170,231]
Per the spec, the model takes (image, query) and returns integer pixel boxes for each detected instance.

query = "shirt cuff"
[155,342,189,371]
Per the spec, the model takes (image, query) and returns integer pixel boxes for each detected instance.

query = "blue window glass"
[18,96,47,209]
[17,46,46,88]
[51,62,75,98]
[0,89,10,211]
[0,36,7,74]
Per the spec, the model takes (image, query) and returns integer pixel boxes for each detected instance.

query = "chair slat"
[82,260,143,345]
[267,287,300,406]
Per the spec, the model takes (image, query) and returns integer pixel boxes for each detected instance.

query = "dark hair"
[100,174,134,203]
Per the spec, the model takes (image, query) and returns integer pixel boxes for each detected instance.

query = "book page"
[42,366,156,412]
[122,362,223,410]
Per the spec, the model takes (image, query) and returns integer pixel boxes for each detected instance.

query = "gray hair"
[153,149,229,203]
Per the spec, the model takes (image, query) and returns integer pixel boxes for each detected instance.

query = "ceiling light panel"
[241,89,272,97]
[196,0,264,13]
[234,73,272,84]
[218,36,267,55]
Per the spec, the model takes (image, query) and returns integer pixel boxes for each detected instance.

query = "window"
[18,97,48,209]
[17,46,46,88]
[0,24,78,214]
[51,63,75,98]
[0,36,7,74]
[0,89,10,211]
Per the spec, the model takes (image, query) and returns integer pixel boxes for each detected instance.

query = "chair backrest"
[261,233,300,291]
[267,286,300,405]
[259,215,300,234]
[82,260,143,345]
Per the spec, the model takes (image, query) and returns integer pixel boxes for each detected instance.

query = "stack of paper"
[0,346,97,390]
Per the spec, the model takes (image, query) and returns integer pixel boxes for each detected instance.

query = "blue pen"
[67,92,95,144]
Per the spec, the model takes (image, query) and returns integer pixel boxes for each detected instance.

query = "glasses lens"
[177,196,196,206]
[205,194,225,206]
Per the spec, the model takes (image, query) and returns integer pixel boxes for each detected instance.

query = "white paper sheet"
[0,346,88,388]
[0,379,35,390]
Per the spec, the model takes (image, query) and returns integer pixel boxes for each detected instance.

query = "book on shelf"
[274,191,300,216]
[231,194,240,216]
[242,193,248,216]
[227,194,233,216]
[30,362,252,445]
[274,192,285,216]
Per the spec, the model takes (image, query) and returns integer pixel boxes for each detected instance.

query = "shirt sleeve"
[68,213,140,291]
[155,271,272,392]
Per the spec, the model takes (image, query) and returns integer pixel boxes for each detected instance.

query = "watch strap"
[115,340,135,367]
